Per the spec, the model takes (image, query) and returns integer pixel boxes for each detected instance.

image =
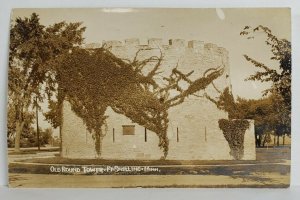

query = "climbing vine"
[207,87,250,160]
[56,47,224,158]
[218,119,250,160]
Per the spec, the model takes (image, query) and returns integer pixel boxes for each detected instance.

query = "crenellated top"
[84,38,229,56]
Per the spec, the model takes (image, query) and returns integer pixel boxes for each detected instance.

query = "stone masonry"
[61,38,256,160]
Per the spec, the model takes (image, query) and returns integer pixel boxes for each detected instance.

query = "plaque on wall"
[7,8,291,188]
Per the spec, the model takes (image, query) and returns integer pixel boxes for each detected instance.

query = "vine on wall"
[218,119,250,160]
[57,47,224,158]
[207,87,250,160]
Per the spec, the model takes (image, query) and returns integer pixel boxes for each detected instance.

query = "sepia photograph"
[7,8,291,188]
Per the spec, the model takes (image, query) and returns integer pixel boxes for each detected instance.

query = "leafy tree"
[7,103,35,147]
[240,25,291,141]
[40,128,53,146]
[44,99,62,149]
[44,100,61,129]
[8,13,85,151]
[236,94,289,146]
[240,25,291,106]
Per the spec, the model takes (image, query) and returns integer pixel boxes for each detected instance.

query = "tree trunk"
[14,121,24,152]
[36,100,40,151]
[277,135,280,146]
[95,131,103,158]
[59,125,62,156]
[58,88,63,156]
[283,135,285,146]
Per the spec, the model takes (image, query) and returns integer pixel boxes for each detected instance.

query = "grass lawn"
[8,147,60,155]
[13,145,290,166]
[19,156,277,166]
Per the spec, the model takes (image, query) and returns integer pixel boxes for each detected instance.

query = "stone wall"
[61,38,256,160]
[243,120,256,160]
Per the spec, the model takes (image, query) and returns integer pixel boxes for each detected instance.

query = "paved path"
[8,173,289,188]
[8,152,59,163]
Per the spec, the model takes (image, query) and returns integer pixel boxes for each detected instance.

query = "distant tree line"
[233,94,290,147]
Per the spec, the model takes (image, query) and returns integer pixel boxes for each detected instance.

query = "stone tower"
[61,38,255,160]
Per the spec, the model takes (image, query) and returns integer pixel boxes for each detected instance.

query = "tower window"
[122,125,135,135]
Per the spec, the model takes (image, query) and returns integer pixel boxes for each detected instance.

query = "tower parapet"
[84,39,230,87]
[188,40,204,50]
[148,38,163,48]
[125,38,140,46]
[204,43,218,52]
[102,40,122,48]
[169,39,185,48]
[217,47,229,56]
[86,39,228,56]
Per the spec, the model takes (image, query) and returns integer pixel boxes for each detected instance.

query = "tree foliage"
[240,25,291,142]
[7,102,34,145]
[44,100,61,129]
[8,13,85,151]
[240,25,291,109]
[236,93,290,147]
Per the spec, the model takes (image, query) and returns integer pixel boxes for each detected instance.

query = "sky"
[10,8,291,133]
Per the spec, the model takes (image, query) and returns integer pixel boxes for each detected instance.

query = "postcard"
[7,8,291,188]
